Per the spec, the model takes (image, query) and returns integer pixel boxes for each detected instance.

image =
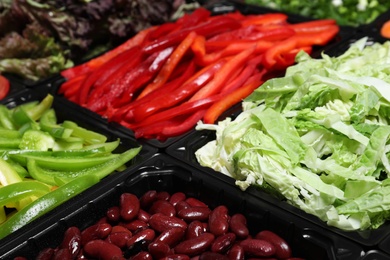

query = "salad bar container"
[0,154,366,259]
[0,0,390,259]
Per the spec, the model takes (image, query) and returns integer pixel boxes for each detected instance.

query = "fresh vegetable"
[0,0,189,81]
[0,75,9,100]
[59,7,339,141]
[0,94,141,239]
[195,38,390,231]
[381,20,390,39]
[245,0,390,26]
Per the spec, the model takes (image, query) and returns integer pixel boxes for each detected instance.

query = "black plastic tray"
[0,153,366,259]
[0,87,157,247]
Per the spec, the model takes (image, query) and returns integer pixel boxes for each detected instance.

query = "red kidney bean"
[140,190,158,209]
[53,248,72,260]
[84,239,124,260]
[127,228,156,248]
[176,200,191,212]
[138,209,151,222]
[199,251,229,260]
[255,230,292,259]
[149,213,188,233]
[121,219,148,232]
[120,193,140,221]
[227,244,245,260]
[149,199,176,217]
[209,206,229,236]
[60,226,81,258]
[174,233,215,256]
[111,225,132,235]
[185,198,208,208]
[106,232,131,248]
[177,207,211,222]
[169,192,186,206]
[240,238,275,257]
[13,258,27,260]
[156,227,186,247]
[106,206,121,222]
[130,251,153,260]
[36,248,55,260]
[81,223,112,245]
[186,220,205,239]
[156,191,171,201]
[96,216,108,224]
[147,241,171,259]
[160,254,190,260]
[211,232,236,253]
[229,214,249,239]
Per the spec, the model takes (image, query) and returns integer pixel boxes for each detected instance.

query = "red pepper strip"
[273,46,312,70]
[130,59,226,123]
[60,26,155,80]
[203,72,265,124]
[77,46,143,105]
[0,75,10,100]
[137,31,197,100]
[219,62,257,94]
[189,44,257,102]
[58,74,86,95]
[107,60,197,121]
[86,48,169,113]
[240,13,288,27]
[62,78,85,99]
[262,24,339,69]
[289,19,337,33]
[142,16,241,54]
[159,109,207,141]
[121,95,221,129]
[176,7,211,28]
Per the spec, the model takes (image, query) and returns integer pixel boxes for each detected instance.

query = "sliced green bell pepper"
[0,105,16,130]
[0,174,99,240]
[39,109,73,138]
[0,181,50,208]
[0,158,22,186]
[62,120,107,144]
[12,94,53,126]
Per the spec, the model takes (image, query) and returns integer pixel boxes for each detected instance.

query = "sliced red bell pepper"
[203,71,265,124]
[60,26,155,80]
[289,19,337,33]
[130,59,226,123]
[137,31,197,99]
[0,75,10,100]
[58,74,86,95]
[142,16,241,54]
[241,13,288,27]
[189,44,256,101]
[77,46,144,105]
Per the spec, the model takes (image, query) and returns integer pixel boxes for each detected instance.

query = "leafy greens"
[195,38,390,230]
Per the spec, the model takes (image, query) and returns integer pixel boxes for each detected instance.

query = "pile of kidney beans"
[15,190,304,260]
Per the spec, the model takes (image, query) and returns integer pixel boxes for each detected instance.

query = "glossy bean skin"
[174,233,215,256]
[185,198,208,208]
[160,254,190,260]
[255,230,292,259]
[240,238,276,257]
[107,206,121,222]
[211,232,236,253]
[169,192,186,206]
[209,206,229,236]
[127,228,156,248]
[186,220,205,239]
[156,191,171,201]
[36,248,55,260]
[149,199,176,217]
[121,219,148,232]
[106,231,131,248]
[138,209,151,223]
[227,244,245,260]
[81,223,112,245]
[83,239,124,260]
[149,213,188,233]
[177,207,211,222]
[147,241,172,259]
[140,190,158,209]
[156,227,186,247]
[229,214,249,239]
[60,226,81,258]
[130,251,153,260]
[120,193,140,221]
[175,200,191,212]
[111,225,132,235]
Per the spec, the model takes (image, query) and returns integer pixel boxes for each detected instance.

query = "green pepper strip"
[0,174,99,240]
[27,146,142,186]
[0,181,50,207]
[0,138,21,149]
[12,95,53,126]
[10,153,120,171]
[39,109,73,138]
[62,120,107,144]
[0,105,16,130]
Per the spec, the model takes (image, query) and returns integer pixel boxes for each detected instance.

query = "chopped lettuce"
[196,37,390,230]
